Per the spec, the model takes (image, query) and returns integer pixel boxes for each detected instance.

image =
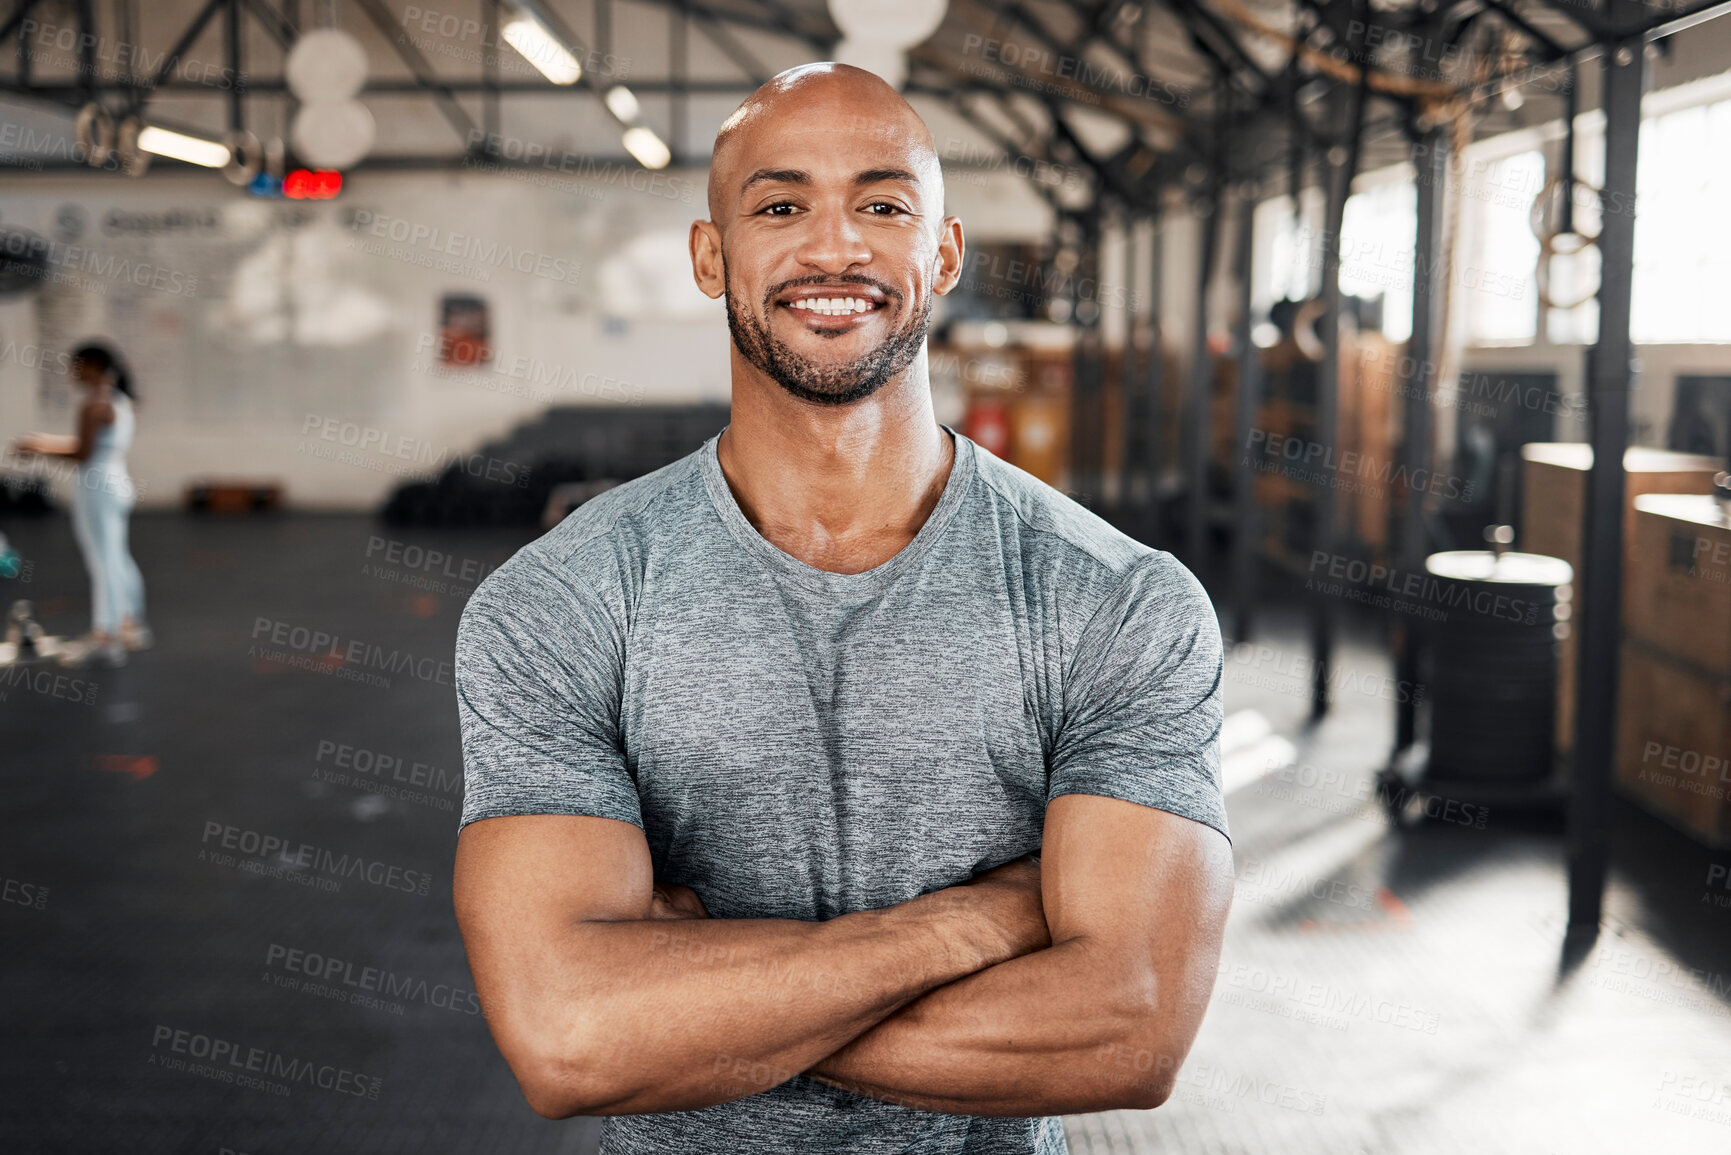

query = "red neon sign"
[283,169,343,199]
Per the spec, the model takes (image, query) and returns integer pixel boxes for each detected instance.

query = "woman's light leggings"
[70,467,145,635]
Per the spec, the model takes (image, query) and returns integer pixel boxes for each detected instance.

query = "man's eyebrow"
[854,168,919,187]
[740,168,810,193]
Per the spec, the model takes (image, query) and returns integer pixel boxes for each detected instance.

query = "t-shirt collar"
[697,422,976,594]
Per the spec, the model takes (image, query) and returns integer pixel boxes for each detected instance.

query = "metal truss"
[0,0,1720,202]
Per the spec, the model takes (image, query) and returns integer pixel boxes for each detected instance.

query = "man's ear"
[690,220,726,300]
[932,216,965,296]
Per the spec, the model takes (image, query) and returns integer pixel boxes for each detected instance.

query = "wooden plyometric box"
[1520,445,1721,755]
[1344,331,1398,557]
[1520,444,1721,582]
[1007,391,1068,487]
[1625,494,1731,679]
[1616,642,1731,847]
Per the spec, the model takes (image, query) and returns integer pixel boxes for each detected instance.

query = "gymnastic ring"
[115,116,150,177]
[1528,173,1601,250]
[1535,228,1599,311]
[1291,297,1328,362]
[75,103,116,167]
[222,129,263,187]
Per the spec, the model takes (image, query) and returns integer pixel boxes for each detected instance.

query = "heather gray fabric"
[455,426,1227,1155]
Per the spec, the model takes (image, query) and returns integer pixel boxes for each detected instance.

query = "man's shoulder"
[535,445,712,565]
[966,441,1154,583]
[467,442,712,612]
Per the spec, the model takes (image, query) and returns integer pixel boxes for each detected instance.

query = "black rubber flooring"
[2,513,1729,1154]
[0,512,598,1155]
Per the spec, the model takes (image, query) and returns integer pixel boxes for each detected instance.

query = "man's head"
[690,63,964,406]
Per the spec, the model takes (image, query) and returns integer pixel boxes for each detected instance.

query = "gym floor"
[2,513,1729,1154]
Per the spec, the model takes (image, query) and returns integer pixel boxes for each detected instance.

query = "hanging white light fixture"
[826,0,949,90]
[137,125,231,168]
[621,126,671,170]
[504,1,584,85]
[604,85,641,122]
[600,82,668,170]
[291,102,375,170]
[285,28,368,100]
[827,0,949,46]
[286,24,374,172]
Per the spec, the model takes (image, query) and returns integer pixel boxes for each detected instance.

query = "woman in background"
[11,342,150,668]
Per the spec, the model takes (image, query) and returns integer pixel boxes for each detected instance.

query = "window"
[1338,180,1417,343]
[1252,181,1418,343]
[1252,188,1326,324]
[1629,97,1731,343]
[1462,149,1543,344]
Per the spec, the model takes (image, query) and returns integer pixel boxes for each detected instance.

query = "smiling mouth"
[783,295,882,318]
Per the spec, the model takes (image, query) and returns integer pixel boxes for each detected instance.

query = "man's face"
[700,84,959,406]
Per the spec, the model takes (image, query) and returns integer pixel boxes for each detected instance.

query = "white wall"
[0,160,1049,510]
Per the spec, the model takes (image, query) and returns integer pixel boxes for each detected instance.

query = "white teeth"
[791,296,874,316]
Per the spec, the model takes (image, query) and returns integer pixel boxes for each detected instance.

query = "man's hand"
[648,882,709,921]
[954,856,1048,966]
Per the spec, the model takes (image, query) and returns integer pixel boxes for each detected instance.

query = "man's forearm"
[495,882,1034,1117]
[805,937,1179,1116]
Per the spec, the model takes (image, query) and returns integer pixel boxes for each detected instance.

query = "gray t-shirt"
[456,426,1227,1155]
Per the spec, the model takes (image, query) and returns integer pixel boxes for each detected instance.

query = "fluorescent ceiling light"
[622,126,671,170]
[604,86,640,123]
[503,16,582,85]
[137,125,230,168]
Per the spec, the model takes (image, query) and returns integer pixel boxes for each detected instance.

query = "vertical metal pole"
[596,0,611,61]
[1560,62,1579,236]
[1143,211,1166,545]
[1070,209,1105,506]
[1118,213,1140,513]
[672,0,688,165]
[225,0,242,133]
[1310,146,1348,718]
[1186,187,1221,570]
[1394,125,1447,753]
[19,0,36,89]
[1567,26,1643,944]
[78,0,97,105]
[1231,185,1260,641]
[118,0,136,109]
[1310,42,1368,719]
[483,0,500,140]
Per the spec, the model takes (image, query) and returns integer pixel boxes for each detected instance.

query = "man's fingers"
[650,883,711,920]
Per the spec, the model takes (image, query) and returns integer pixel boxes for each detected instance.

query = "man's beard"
[725,264,931,407]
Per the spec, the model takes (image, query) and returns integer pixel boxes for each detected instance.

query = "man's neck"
[717,353,955,576]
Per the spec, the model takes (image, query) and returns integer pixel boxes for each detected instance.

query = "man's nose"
[794,206,871,274]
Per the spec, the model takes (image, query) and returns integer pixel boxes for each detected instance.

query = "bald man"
[453,64,1232,1154]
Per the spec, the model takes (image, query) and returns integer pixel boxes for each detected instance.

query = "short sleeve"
[1047,552,1229,843]
[454,545,643,832]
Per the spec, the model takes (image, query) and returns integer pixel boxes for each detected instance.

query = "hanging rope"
[1206,0,1464,107]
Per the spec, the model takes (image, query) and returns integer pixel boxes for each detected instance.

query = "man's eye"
[866,202,904,215]
[762,203,798,216]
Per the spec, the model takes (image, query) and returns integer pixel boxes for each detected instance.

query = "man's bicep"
[456,813,655,929]
[1041,795,1233,1053]
[455,815,655,1058]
